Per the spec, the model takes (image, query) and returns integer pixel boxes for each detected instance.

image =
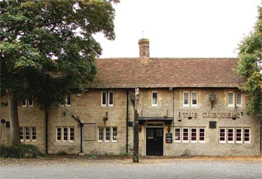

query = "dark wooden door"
[146,128,163,156]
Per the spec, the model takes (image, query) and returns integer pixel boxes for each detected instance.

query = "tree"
[237,6,262,116]
[0,0,118,146]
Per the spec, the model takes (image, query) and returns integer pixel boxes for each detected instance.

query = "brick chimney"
[138,38,150,58]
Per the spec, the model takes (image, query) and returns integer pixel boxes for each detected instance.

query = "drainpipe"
[71,115,84,154]
[45,108,49,154]
[126,90,129,153]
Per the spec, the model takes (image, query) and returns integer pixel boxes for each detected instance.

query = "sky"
[94,0,261,58]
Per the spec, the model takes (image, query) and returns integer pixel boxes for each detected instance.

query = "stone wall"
[0,88,261,156]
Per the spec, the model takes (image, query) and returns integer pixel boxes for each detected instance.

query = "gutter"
[71,115,84,154]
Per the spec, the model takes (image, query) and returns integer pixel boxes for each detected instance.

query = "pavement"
[0,156,262,179]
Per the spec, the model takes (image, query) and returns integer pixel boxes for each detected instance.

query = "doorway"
[146,128,163,156]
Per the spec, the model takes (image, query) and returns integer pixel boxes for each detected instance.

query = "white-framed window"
[65,94,71,106]
[101,91,107,107]
[22,95,33,107]
[63,127,68,141]
[25,127,30,141]
[236,128,242,143]
[244,128,250,143]
[20,127,24,141]
[56,127,62,141]
[228,92,234,107]
[28,95,33,107]
[174,128,181,142]
[183,92,190,107]
[112,127,117,142]
[236,93,242,107]
[227,128,234,143]
[191,92,198,107]
[199,128,205,143]
[98,127,104,142]
[56,127,74,142]
[219,128,226,143]
[152,91,158,106]
[182,128,189,143]
[108,91,114,107]
[20,126,37,142]
[22,99,27,107]
[191,128,197,143]
[69,127,74,142]
[105,127,110,142]
[31,127,37,141]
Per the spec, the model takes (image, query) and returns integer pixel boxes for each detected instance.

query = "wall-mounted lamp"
[168,125,171,133]
[139,126,142,133]
[209,91,216,109]
[103,112,108,123]
[63,112,66,116]
[76,93,82,98]
[1,119,6,124]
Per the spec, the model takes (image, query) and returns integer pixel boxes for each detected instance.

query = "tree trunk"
[7,89,20,146]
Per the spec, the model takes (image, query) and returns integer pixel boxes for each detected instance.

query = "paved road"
[1,158,262,179]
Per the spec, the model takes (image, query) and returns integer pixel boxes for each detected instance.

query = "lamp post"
[131,88,139,163]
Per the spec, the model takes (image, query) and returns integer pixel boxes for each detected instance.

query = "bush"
[57,150,67,155]
[0,144,45,158]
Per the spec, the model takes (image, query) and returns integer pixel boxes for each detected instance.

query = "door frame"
[145,122,164,156]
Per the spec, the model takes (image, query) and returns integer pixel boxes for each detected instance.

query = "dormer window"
[228,92,234,107]
[191,92,198,107]
[152,91,158,106]
[183,92,190,107]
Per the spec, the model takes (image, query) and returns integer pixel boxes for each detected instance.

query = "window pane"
[236,93,242,105]
[184,93,189,105]
[236,128,242,142]
[175,128,180,141]
[32,127,36,140]
[63,127,68,141]
[99,127,103,141]
[220,128,225,142]
[70,127,74,141]
[152,92,158,105]
[244,129,250,143]
[20,127,24,141]
[102,92,107,105]
[228,129,234,142]
[199,128,205,141]
[66,94,71,105]
[28,96,33,106]
[183,128,188,141]
[192,92,197,105]
[191,128,197,141]
[228,93,234,105]
[25,127,30,140]
[109,92,114,105]
[106,127,110,141]
[112,127,117,141]
[57,127,61,141]
[22,99,27,106]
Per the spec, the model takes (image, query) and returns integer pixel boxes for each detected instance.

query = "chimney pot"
[138,38,150,58]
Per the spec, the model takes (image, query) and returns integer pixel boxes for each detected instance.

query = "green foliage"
[57,150,67,155]
[122,152,129,157]
[90,155,97,159]
[0,0,118,109]
[237,6,262,115]
[0,144,45,158]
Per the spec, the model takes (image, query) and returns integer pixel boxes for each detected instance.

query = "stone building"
[0,39,261,156]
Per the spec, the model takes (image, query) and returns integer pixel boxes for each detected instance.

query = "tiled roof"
[87,58,246,88]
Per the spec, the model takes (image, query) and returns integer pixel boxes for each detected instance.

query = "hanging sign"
[166,133,172,143]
